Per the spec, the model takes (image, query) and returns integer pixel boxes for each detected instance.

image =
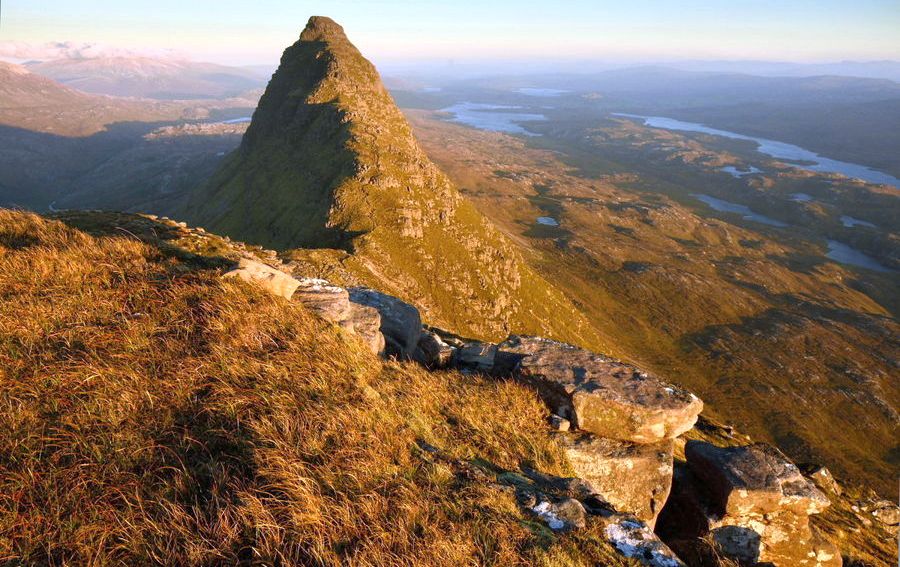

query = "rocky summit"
[181,16,605,347]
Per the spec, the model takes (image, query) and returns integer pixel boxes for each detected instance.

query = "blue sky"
[1,0,899,66]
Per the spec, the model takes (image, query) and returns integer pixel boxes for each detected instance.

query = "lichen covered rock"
[685,442,830,517]
[558,432,673,527]
[659,441,840,567]
[500,336,702,443]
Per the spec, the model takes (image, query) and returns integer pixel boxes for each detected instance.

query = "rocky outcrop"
[658,442,840,567]
[349,287,422,358]
[293,278,353,321]
[800,463,843,497]
[223,258,301,300]
[221,261,389,355]
[418,332,699,529]
[290,279,386,355]
[219,257,847,566]
[414,330,453,368]
[685,442,830,517]
[340,302,386,356]
[498,336,702,443]
[558,432,673,528]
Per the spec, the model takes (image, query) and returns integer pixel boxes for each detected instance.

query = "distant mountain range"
[658,59,900,82]
[22,56,268,99]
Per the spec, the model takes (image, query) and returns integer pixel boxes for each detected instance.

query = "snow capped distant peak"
[0,40,186,64]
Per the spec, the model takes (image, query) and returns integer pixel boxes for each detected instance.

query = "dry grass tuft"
[0,210,634,566]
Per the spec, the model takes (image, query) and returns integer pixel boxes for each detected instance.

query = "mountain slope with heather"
[1,207,894,567]
[181,17,605,347]
[0,208,645,566]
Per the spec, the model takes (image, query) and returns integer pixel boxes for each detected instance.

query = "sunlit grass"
[0,210,634,565]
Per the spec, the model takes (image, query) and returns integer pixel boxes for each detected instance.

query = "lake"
[515,88,568,97]
[690,194,788,227]
[440,102,546,135]
[840,215,877,228]
[826,240,894,272]
[721,165,761,178]
[615,114,900,188]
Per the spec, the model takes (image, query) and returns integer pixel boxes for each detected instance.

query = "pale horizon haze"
[1,0,899,72]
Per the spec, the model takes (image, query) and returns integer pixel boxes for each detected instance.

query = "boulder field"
[224,256,846,567]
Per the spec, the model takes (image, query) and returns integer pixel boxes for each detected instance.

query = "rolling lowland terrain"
[0,15,898,567]
[0,60,259,214]
[401,104,900,500]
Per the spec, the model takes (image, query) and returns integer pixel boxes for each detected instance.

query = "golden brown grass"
[0,210,635,566]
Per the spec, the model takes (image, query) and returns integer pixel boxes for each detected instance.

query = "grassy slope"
[0,210,634,566]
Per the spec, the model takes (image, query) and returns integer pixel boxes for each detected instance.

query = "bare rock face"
[414,330,453,368]
[455,341,498,370]
[348,287,422,357]
[294,278,352,321]
[685,442,830,517]
[706,513,839,567]
[558,432,673,528]
[660,441,840,567]
[341,302,386,356]
[223,258,301,300]
[499,336,702,443]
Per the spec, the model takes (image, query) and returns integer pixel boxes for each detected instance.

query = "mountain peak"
[181,16,606,346]
[300,16,348,43]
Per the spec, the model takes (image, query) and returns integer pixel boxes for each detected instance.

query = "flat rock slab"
[349,287,422,358]
[685,441,830,517]
[559,432,673,527]
[223,259,301,300]
[499,336,702,443]
[294,278,352,321]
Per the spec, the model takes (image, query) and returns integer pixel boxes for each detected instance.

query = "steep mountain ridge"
[183,17,606,346]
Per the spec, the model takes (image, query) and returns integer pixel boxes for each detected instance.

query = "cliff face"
[183,16,605,346]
